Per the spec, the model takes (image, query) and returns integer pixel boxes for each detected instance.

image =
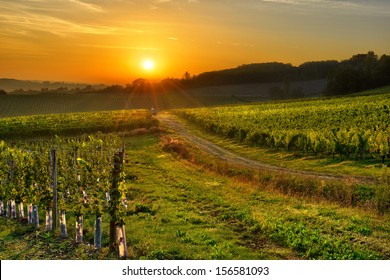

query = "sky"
[0,0,389,84]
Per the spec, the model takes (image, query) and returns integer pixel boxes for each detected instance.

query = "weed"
[376,184,390,215]
[269,220,379,259]
[133,203,155,215]
[210,242,233,260]
[145,248,186,260]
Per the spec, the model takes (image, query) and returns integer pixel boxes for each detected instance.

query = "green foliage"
[175,92,390,160]
[0,134,125,218]
[0,109,158,139]
[269,220,379,260]
[328,52,390,94]
[145,248,185,260]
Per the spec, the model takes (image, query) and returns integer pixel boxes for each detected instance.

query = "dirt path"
[157,112,374,183]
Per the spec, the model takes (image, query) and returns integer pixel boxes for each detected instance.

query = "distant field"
[0,80,326,118]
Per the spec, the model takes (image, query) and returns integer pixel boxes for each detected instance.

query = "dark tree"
[327,51,390,94]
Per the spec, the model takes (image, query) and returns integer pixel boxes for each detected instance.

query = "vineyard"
[0,109,160,258]
[175,92,390,162]
[0,134,130,257]
[1,94,390,260]
[0,109,158,139]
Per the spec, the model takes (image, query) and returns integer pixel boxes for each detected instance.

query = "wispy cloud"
[0,0,114,37]
[154,0,199,3]
[69,0,105,13]
[259,0,390,15]
[78,44,163,51]
[0,12,115,37]
[261,0,299,4]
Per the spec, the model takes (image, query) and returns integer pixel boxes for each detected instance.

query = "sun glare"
[142,59,155,71]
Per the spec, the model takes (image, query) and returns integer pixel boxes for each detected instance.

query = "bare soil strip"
[157,112,374,184]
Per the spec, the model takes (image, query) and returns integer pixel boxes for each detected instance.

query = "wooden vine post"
[7,160,14,219]
[0,178,4,216]
[108,150,127,259]
[50,149,57,230]
[75,175,84,244]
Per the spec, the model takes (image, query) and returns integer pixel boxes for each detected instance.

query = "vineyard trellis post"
[109,149,127,258]
[50,149,57,230]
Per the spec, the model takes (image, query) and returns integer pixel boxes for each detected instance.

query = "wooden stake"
[0,201,3,215]
[109,151,124,251]
[116,224,128,259]
[51,149,57,230]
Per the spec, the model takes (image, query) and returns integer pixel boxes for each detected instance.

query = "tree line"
[327,51,390,94]
[75,51,390,96]
[1,51,389,96]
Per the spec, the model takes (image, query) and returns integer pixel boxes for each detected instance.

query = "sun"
[142,59,155,71]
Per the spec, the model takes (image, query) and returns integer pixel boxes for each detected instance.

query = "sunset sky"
[1,0,389,84]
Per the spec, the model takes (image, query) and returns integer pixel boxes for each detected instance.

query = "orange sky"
[1,0,389,84]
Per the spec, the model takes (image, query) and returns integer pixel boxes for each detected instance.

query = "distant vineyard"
[0,109,158,139]
[175,92,390,161]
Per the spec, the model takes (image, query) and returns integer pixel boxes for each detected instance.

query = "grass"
[1,134,390,260]
[348,85,390,96]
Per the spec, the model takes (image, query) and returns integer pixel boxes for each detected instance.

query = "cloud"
[69,0,105,13]
[0,12,115,37]
[154,0,199,3]
[258,0,390,15]
[0,0,114,37]
[260,0,299,4]
[79,44,163,51]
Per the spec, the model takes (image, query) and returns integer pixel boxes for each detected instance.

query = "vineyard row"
[0,134,130,258]
[175,93,390,161]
